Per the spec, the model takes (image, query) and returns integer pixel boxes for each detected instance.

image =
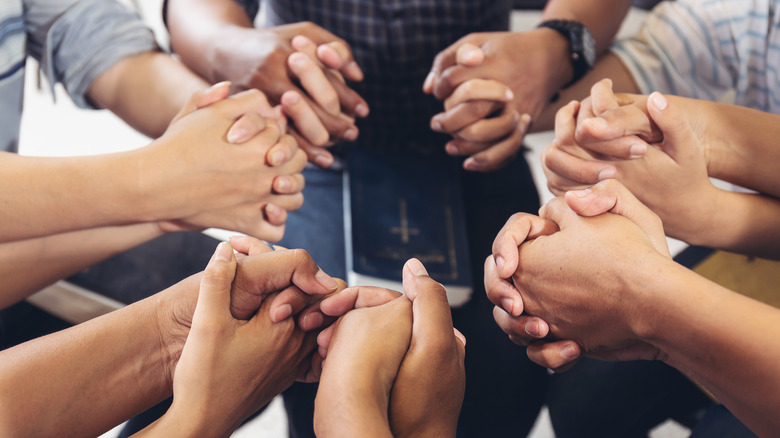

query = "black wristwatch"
[537,19,596,88]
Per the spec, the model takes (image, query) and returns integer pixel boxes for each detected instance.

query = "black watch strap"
[537,19,596,88]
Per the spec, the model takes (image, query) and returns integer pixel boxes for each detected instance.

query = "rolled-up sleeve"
[25,0,159,108]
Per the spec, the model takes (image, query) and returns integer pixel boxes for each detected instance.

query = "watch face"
[581,27,596,68]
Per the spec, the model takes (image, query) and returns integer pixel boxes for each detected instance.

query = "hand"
[142,88,307,241]
[425,44,530,171]
[425,30,576,169]
[507,180,668,369]
[151,242,318,436]
[389,259,466,438]
[544,86,720,242]
[313,289,412,438]
[216,23,367,168]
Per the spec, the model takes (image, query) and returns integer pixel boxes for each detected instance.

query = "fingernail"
[272,304,293,322]
[406,258,428,276]
[303,312,324,330]
[270,149,286,166]
[343,128,358,141]
[355,103,369,117]
[597,168,616,180]
[570,187,591,198]
[501,298,514,315]
[431,118,442,132]
[291,53,307,67]
[315,269,338,290]
[284,91,300,104]
[454,328,467,347]
[318,345,328,358]
[214,242,232,262]
[561,344,580,359]
[463,157,479,171]
[505,89,515,101]
[629,143,647,158]
[275,177,290,192]
[590,117,609,131]
[445,142,458,155]
[227,128,248,144]
[495,255,506,274]
[525,320,541,337]
[208,81,230,92]
[521,113,532,127]
[314,154,334,168]
[651,92,668,111]
[423,72,435,92]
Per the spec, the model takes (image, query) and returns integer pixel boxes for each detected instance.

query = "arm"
[425,0,631,171]
[0,245,339,437]
[165,0,366,166]
[1,87,306,243]
[0,223,164,309]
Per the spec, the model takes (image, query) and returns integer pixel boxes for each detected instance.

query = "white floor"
[18,3,689,437]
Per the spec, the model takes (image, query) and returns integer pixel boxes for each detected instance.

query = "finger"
[227,111,267,144]
[281,90,330,146]
[432,100,502,134]
[646,92,692,161]
[565,179,670,257]
[541,140,617,187]
[484,255,524,316]
[455,43,485,67]
[450,111,519,145]
[263,203,288,227]
[327,72,369,118]
[538,196,580,230]
[291,34,318,58]
[171,81,231,124]
[288,130,335,169]
[266,134,299,167]
[319,286,403,317]
[222,88,276,120]
[268,284,312,323]
[444,79,513,111]
[288,52,340,116]
[492,212,559,279]
[403,258,460,354]
[425,43,459,94]
[272,173,306,196]
[576,116,652,158]
[554,100,580,147]
[232,249,340,319]
[492,307,550,345]
[316,41,364,82]
[229,235,273,256]
[526,340,582,371]
[589,78,619,116]
[462,118,529,172]
[195,242,237,322]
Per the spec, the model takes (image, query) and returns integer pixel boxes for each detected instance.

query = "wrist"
[533,28,575,97]
[153,274,200,388]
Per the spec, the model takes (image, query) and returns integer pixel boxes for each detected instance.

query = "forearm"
[166,0,255,84]
[0,223,164,309]
[541,0,630,55]
[638,261,780,437]
[88,51,209,138]
[683,190,780,260]
[700,101,780,198]
[0,280,194,437]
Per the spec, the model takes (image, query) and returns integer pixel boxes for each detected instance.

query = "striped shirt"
[613,0,780,113]
[0,0,158,152]
[253,0,513,153]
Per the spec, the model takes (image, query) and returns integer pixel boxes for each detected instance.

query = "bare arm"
[0,223,165,309]
[87,52,209,138]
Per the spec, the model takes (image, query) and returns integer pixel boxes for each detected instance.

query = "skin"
[0,246,339,437]
[313,259,466,438]
[0,84,307,243]
[166,0,369,168]
[542,80,780,258]
[424,0,632,171]
[487,179,780,437]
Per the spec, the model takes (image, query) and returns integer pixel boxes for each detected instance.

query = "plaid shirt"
[241,0,512,153]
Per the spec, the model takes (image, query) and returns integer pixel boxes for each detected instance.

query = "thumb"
[565,180,670,257]
[171,81,231,125]
[646,92,694,161]
[402,258,459,351]
[195,242,237,323]
[456,43,485,67]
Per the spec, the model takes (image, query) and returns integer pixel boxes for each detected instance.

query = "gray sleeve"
[24,0,159,108]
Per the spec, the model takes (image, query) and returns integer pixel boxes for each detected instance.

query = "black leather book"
[344,148,472,306]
